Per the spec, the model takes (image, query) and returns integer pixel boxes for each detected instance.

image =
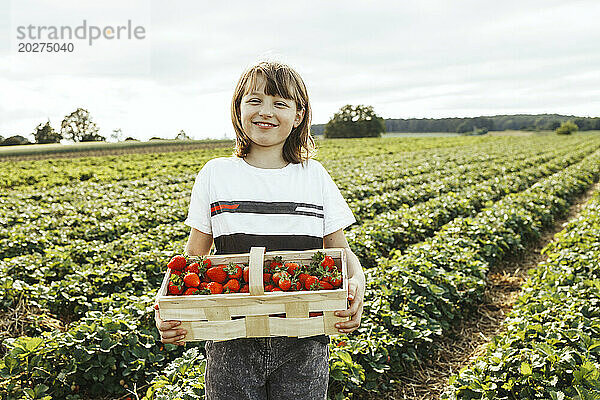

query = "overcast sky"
[1,0,599,141]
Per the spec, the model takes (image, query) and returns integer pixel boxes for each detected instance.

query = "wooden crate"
[157,247,350,341]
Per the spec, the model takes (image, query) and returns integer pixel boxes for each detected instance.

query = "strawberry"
[167,255,187,271]
[263,273,272,283]
[268,256,283,272]
[293,280,302,291]
[271,287,282,292]
[265,284,274,292]
[225,263,243,279]
[170,269,182,276]
[153,304,159,310]
[240,284,249,293]
[272,272,282,286]
[200,282,209,289]
[207,282,223,294]
[319,280,334,290]
[183,272,200,288]
[298,273,309,286]
[184,287,199,295]
[278,277,291,291]
[285,262,301,275]
[304,275,319,291]
[321,256,335,271]
[206,266,228,283]
[224,279,240,293]
[330,276,342,288]
[168,282,182,295]
[185,262,200,274]
[202,258,212,268]
[243,266,250,282]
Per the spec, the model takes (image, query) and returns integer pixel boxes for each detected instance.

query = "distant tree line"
[311,114,600,135]
[1,107,194,146]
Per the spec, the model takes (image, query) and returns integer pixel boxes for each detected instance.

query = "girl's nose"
[259,103,274,117]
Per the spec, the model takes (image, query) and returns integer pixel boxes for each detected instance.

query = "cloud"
[1,0,599,139]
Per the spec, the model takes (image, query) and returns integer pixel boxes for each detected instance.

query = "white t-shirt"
[184,156,356,255]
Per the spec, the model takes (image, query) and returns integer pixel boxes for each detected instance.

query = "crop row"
[0,136,482,191]
[0,143,551,261]
[443,188,600,400]
[348,143,599,267]
[348,143,581,224]
[325,149,600,397]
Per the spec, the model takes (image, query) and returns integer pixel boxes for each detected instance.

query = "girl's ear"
[294,107,305,128]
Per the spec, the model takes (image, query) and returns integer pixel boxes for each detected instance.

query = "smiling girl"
[155,60,366,399]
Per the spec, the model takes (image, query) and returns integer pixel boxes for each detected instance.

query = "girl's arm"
[324,229,365,334]
[185,227,214,256]
[155,228,213,346]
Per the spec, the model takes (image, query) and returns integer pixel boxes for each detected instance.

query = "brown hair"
[231,61,316,164]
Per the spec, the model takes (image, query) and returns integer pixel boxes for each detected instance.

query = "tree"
[324,105,385,138]
[175,129,191,140]
[556,121,578,135]
[61,108,105,142]
[33,120,62,144]
[111,128,123,142]
[1,135,31,146]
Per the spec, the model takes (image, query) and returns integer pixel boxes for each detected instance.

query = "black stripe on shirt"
[214,233,323,255]
[210,200,324,218]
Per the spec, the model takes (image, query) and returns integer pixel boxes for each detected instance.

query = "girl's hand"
[333,276,364,334]
[154,304,186,346]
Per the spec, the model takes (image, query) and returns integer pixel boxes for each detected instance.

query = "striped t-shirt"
[184,156,356,255]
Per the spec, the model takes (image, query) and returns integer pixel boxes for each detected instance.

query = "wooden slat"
[270,316,323,337]
[245,315,270,337]
[204,307,231,321]
[323,310,348,335]
[179,319,246,341]
[249,247,265,296]
[285,302,309,318]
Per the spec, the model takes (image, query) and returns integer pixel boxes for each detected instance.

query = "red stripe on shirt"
[211,203,240,213]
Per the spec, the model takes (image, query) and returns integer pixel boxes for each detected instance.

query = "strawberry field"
[2,134,600,399]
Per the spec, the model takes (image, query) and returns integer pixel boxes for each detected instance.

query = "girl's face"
[240,77,304,151]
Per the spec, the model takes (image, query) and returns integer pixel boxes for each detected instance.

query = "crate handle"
[249,247,266,296]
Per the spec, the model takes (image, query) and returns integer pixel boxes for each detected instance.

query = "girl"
[155,60,366,399]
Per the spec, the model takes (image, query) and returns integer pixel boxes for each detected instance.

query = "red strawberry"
[271,287,282,292]
[207,282,223,294]
[278,277,291,291]
[225,263,243,279]
[304,275,319,291]
[200,282,209,289]
[298,273,309,286]
[153,304,159,310]
[183,272,200,288]
[263,273,272,283]
[186,262,200,274]
[202,258,212,268]
[224,279,240,293]
[285,262,300,275]
[184,287,199,295]
[293,280,302,291]
[268,256,283,272]
[168,282,182,295]
[265,284,274,292]
[319,280,334,290]
[321,255,335,271]
[170,269,182,276]
[240,284,249,293]
[167,255,187,271]
[272,272,282,286]
[206,266,228,283]
[243,266,250,282]
[330,276,342,288]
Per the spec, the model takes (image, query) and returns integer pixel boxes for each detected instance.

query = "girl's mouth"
[253,122,278,128]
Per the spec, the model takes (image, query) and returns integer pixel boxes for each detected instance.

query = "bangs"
[243,68,305,109]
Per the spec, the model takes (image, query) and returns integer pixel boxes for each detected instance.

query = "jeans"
[204,336,330,399]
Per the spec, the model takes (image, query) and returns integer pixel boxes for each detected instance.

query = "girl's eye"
[276,102,288,107]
